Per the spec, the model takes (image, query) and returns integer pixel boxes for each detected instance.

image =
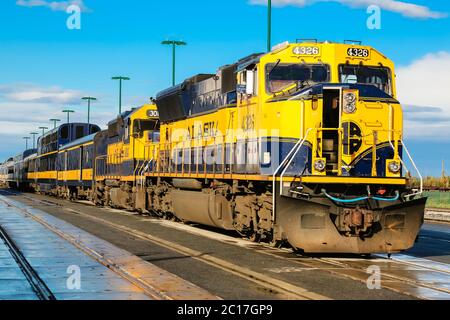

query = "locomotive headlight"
[388,161,401,173]
[314,159,326,172]
[343,92,357,114]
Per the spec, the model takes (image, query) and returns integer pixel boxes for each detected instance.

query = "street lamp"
[62,109,75,124]
[39,126,49,136]
[111,76,130,115]
[82,96,97,125]
[50,118,61,129]
[267,0,272,52]
[161,40,187,86]
[30,132,38,149]
[23,137,30,150]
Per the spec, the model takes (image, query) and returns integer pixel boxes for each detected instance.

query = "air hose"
[322,189,400,203]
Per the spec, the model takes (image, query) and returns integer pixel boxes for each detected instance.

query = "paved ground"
[0,190,426,300]
[0,196,151,300]
[425,209,450,223]
[405,222,450,264]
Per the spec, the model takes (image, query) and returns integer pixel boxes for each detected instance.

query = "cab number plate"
[293,46,320,55]
[347,48,370,58]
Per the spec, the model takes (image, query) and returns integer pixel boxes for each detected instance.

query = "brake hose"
[322,189,400,203]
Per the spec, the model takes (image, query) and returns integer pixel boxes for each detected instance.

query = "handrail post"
[274,128,313,223]
[394,132,400,161]
[371,130,378,177]
[196,137,199,176]
[222,134,225,177]
[203,136,206,177]
[338,128,343,176]
[213,136,217,177]
[181,140,185,176]
[401,139,424,198]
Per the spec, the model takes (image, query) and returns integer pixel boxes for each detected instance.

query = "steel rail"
[0,224,56,300]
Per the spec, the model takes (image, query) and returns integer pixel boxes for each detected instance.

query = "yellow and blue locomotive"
[1,40,426,254]
[132,40,425,254]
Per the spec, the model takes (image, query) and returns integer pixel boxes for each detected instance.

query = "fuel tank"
[171,190,235,230]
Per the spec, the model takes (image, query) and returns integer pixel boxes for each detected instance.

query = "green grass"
[424,191,450,209]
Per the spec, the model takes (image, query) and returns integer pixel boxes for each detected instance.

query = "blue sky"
[0,0,449,176]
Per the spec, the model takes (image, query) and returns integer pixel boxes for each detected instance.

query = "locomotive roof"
[107,110,134,127]
[107,104,158,126]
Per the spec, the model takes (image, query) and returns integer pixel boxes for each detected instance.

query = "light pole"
[62,109,75,124]
[39,126,48,136]
[82,96,97,125]
[161,40,187,86]
[23,137,30,150]
[267,0,272,52]
[30,132,38,149]
[50,119,61,129]
[111,76,130,115]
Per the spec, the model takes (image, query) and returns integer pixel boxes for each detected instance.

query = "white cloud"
[397,52,450,109]
[249,0,447,19]
[0,83,141,161]
[0,84,84,104]
[397,52,450,140]
[16,0,90,12]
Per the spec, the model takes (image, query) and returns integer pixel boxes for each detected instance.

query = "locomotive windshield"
[133,119,160,138]
[339,65,392,95]
[266,63,330,94]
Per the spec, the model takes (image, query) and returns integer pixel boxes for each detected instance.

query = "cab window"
[266,63,330,94]
[133,120,160,138]
[339,65,392,95]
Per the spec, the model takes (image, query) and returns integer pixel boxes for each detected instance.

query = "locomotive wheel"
[249,232,261,243]
[269,238,284,248]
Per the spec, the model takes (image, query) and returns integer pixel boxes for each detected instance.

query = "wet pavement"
[0,193,219,300]
[0,196,154,300]
[405,222,450,264]
[0,236,38,300]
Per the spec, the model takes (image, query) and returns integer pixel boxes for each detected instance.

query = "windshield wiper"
[272,79,314,97]
[268,59,281,77]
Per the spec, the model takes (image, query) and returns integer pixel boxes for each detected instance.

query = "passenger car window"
[61,125,69,140]
[76,126,84,139]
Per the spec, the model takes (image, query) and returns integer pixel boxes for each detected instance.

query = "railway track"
[0,190,327,300]
[132,216,450,299]
[0,193,220,300]
[0,223,55,300]
[3,189,450,300]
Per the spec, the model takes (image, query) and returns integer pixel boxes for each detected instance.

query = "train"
[0,40,427,254]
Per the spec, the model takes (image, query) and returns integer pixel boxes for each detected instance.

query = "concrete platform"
[0,195,218,300]
[425,208,450,223]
